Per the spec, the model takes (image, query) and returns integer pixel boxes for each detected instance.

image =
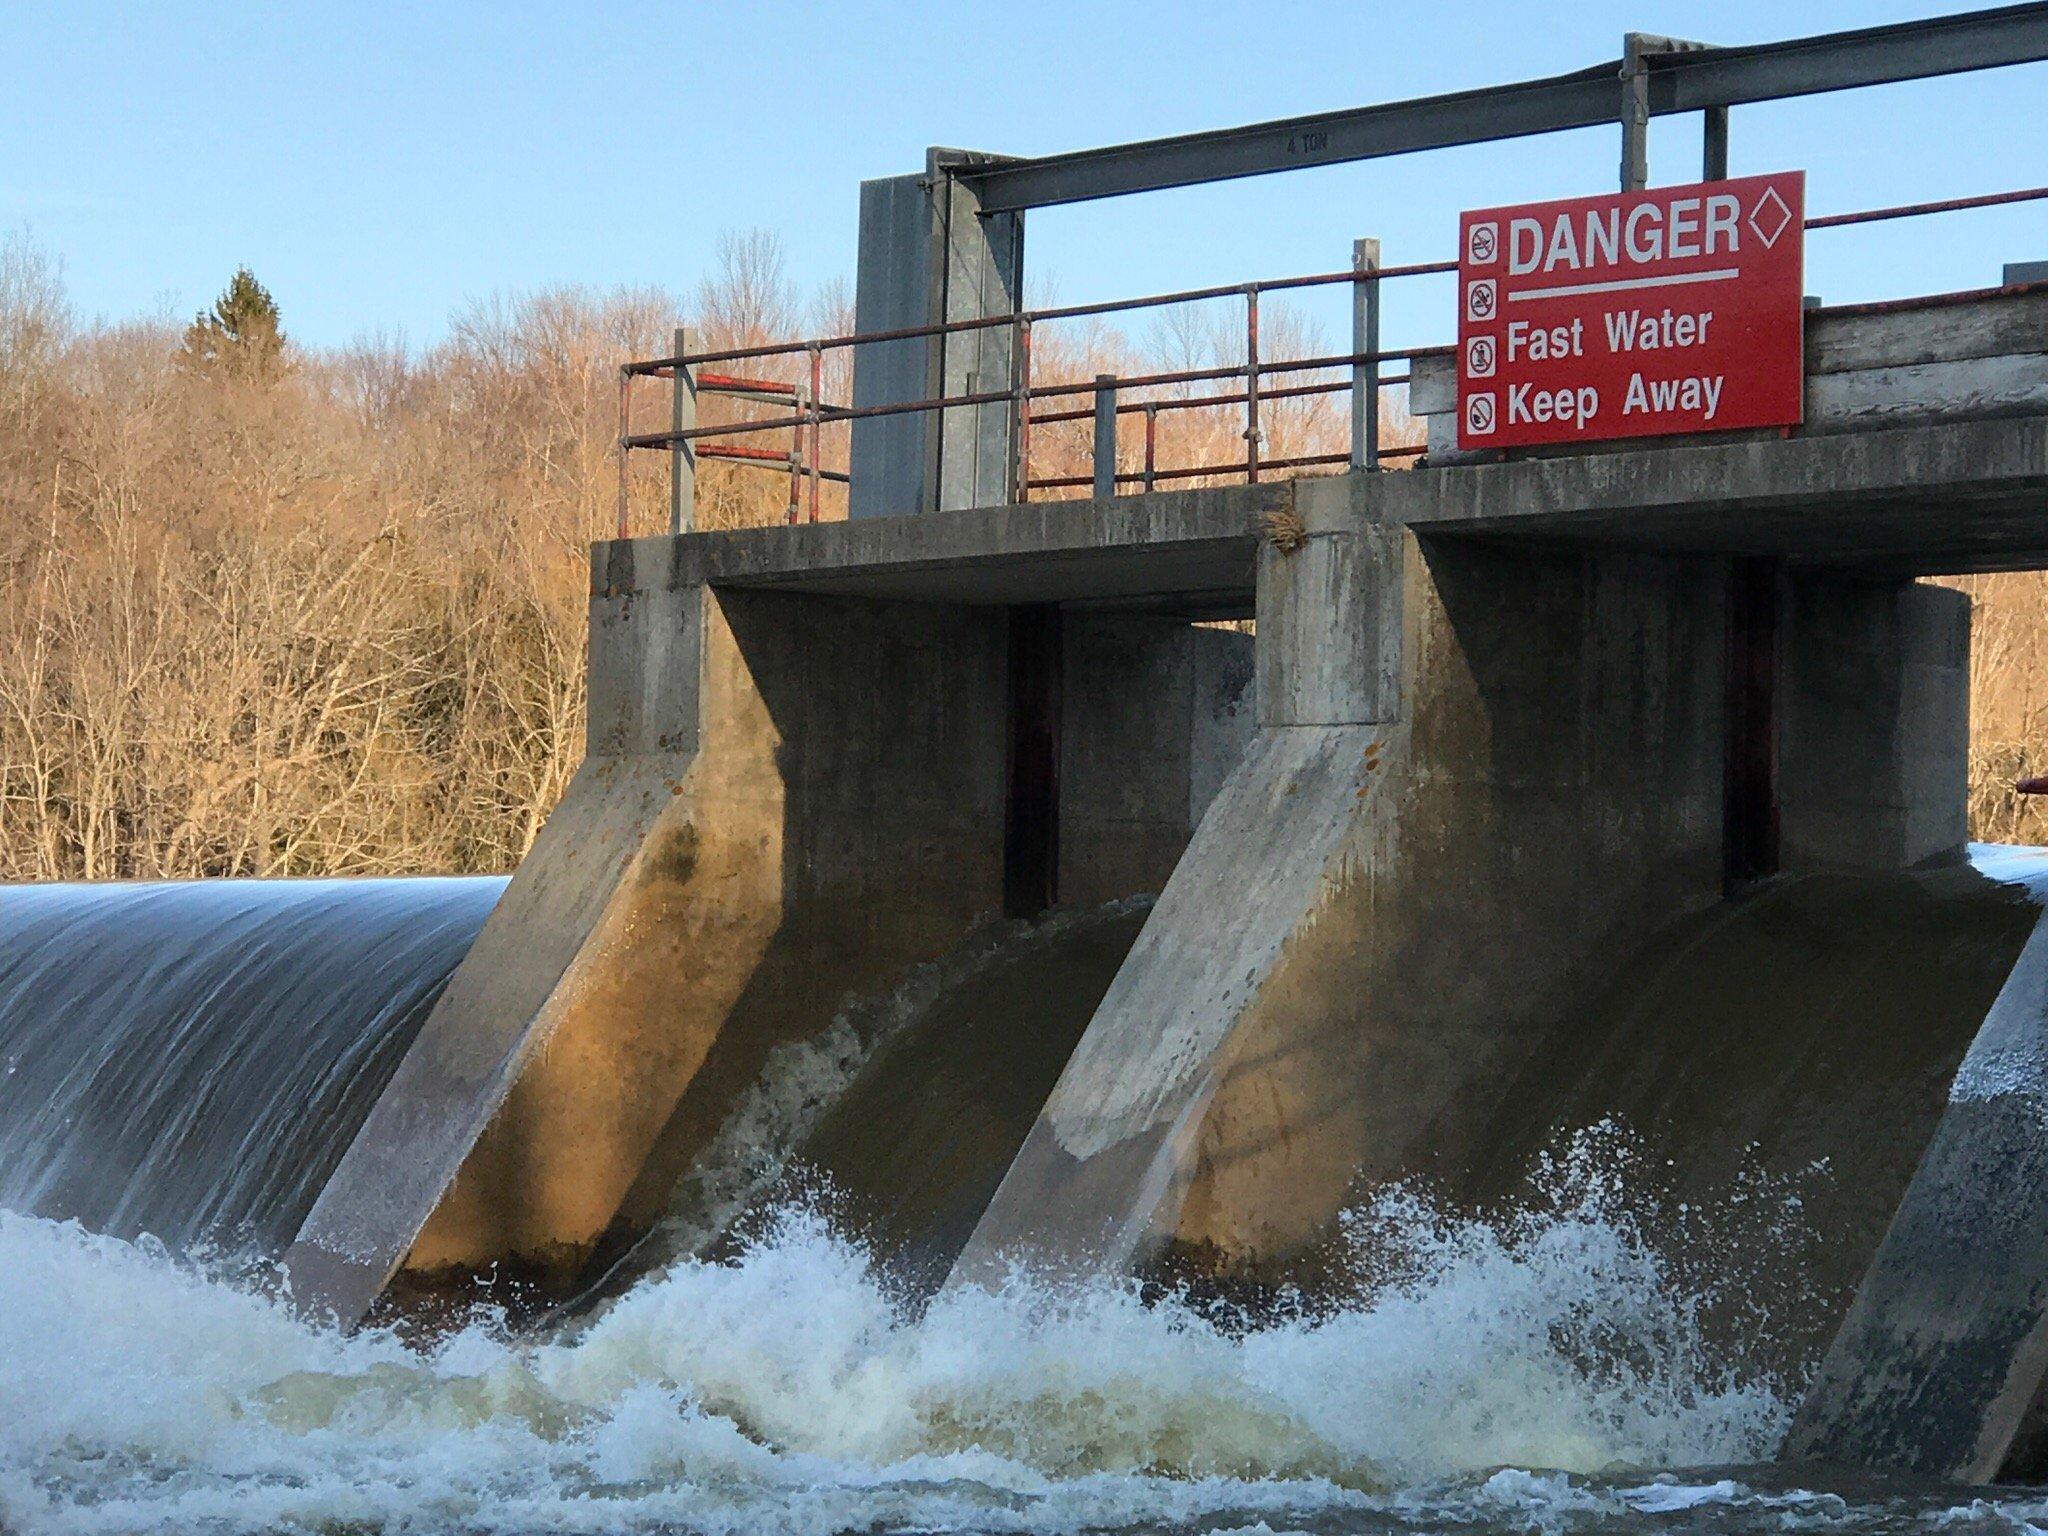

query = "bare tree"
[694,229,796,351]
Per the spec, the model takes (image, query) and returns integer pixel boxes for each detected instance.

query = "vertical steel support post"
[1142,403,1158,492]
[1623,33,1715,190]
[1703,105,1730,180]
[1092,375,1118,499]
[807,344,824,523]
[1244,286,1262,482]
[669,325,696,536]
[615,369,631,540]
[1351,237,1382,471]
[1012,316,1035,503]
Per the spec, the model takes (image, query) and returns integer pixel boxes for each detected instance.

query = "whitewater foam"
[604,897,1154,1294]
[0,1134,1796,1536]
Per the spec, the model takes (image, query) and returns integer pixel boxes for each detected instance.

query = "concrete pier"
[286,529,1249,1324]
[849,150,1024,518]
[956,480,1972,1287]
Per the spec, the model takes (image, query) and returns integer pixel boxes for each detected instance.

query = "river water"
[6,870,2048,1534]
[4,1139,2042,1536]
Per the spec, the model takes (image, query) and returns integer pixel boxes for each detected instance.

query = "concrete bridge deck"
[650,410,2047,611]
[641,287,2045,596]
[626,483,1276,615]
[1392,414,2048,575]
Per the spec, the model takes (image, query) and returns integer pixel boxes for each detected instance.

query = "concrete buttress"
[286,536,1250,1325]
[957,473,1974,1290]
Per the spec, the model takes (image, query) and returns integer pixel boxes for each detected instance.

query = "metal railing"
[615,183,2048,539]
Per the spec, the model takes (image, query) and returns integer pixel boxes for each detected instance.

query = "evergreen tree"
[179,266,285,381]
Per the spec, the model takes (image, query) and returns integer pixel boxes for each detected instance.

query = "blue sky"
[6,0,2044,359]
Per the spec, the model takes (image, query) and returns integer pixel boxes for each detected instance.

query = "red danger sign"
[1457,172,1804,450]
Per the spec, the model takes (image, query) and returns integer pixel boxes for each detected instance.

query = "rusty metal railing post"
[1352,237,1382,471]
[1243,286,1262,482]
[1142,402,1158,492]
[786,362,806,526]
[1012,315,1035,503]
[1092,374,1118,499]
[670,325,696,535]
[807,343,824,523]
[615,367,631,539]
[785,420,801,526]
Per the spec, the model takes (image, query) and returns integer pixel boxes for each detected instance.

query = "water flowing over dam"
[594,897,1154,1304]
[0,878,504,1255]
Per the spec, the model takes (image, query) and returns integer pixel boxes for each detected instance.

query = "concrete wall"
[1059,617,1253,907]
[1779,572,1970,872]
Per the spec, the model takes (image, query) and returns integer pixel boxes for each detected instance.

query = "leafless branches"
[1,224,2038,878]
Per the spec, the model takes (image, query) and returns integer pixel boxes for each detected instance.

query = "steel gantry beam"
[958,3,2048,212]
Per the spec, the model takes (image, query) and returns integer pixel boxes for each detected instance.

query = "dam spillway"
[6,854,2048,1534]
[1,288,2045,1530]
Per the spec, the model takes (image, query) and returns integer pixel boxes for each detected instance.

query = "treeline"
[0,229,2039,881]
[0,231,1381,880]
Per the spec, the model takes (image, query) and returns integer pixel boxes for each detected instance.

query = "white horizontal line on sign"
[1506,267,1742,302]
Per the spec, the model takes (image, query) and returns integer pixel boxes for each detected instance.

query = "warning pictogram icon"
[1467,222,1499,265]
[1465,335,1496,379]
[1465,392,1497,436]
[1465,279,1497,322]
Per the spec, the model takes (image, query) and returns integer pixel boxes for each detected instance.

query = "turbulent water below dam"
[5,861,2048,1535]
[3,1160,2042,1536]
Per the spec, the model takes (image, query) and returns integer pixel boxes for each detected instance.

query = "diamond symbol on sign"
[1748,186,1792,248]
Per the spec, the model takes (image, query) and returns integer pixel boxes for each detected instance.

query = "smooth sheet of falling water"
[0,876,503,1255]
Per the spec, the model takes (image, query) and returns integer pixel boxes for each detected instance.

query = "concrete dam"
[7,11,2048,1530]
[263,270,2048,1478]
